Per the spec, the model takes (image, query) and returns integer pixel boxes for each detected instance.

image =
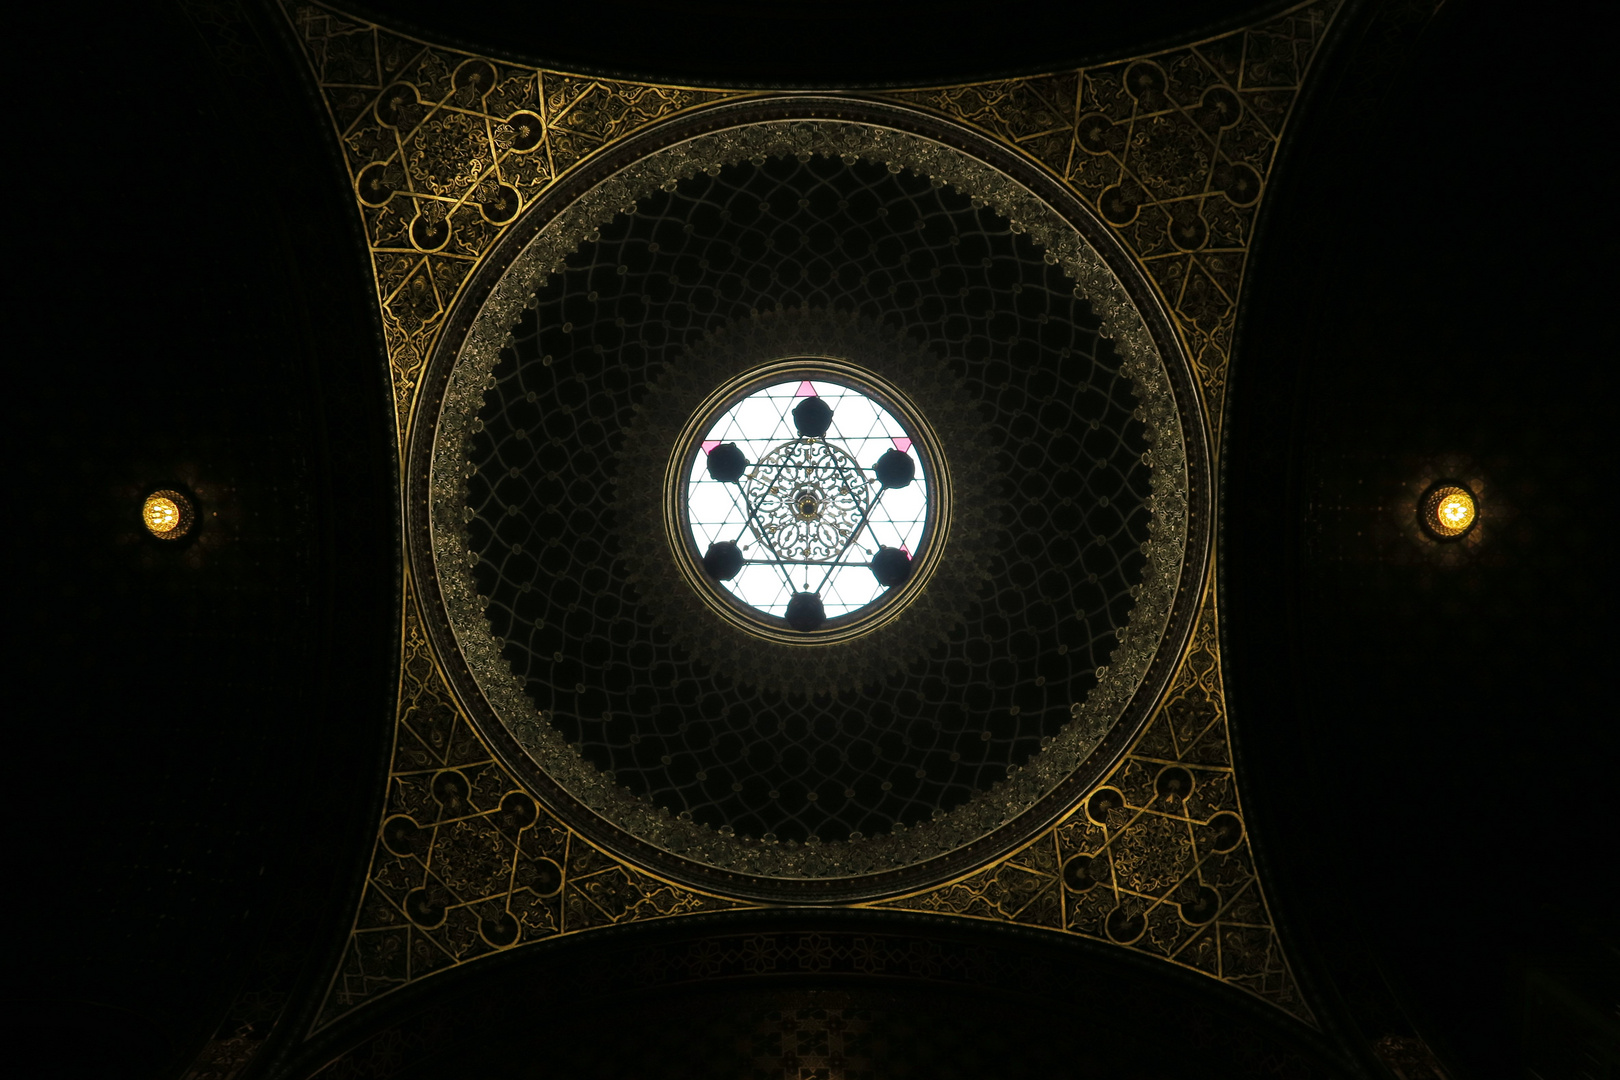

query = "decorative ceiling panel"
[288,2,751,443]
[412,109,1207,898]
[885,1,1339,435]
[278,0,1342,1042]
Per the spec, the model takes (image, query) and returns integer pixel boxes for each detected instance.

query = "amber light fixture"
[143,489,195,540]
[1419,482,1477,540]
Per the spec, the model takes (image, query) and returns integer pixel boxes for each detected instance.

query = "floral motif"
[745,439,874,564]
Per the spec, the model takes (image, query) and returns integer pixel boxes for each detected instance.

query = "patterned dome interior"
[464,154,1155,843]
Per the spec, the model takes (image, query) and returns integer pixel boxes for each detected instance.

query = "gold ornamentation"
[869,596,1315,1023]
[882,0,1344,435]
[313,584,751,1030]
[284,1,747,445]
[287,0,1336,1030]
[426,123,1198,880]
[320,583,1308,1025]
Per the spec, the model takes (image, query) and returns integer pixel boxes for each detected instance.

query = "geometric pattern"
[285,0,1341,448]
[277,0,1343,1039]
[283,1,744,443]
[312,585,1313,1029]
[465,164,1160,839]
[686,379,930,618]
[868,597,1315,1024]
[888,0,1343,436]
[314,590,749,1030]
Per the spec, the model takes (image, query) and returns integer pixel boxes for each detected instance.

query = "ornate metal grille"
[685,378,931,624]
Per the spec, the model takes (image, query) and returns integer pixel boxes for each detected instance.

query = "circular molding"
[406,97,1210,900]
[615,308,997,693]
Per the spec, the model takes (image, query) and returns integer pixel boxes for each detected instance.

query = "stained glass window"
[684,378,931,628]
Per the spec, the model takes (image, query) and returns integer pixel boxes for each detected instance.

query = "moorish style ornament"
[271,0,1345,1038]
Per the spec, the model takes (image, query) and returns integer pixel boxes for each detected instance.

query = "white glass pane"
[687,378,931,622]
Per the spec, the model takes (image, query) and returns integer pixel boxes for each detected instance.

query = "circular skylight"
[684,376,932,629]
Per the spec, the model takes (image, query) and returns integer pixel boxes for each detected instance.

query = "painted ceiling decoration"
[277,0,1342,1042]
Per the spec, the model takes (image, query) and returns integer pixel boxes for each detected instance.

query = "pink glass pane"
[892,437,913,453]
[795,381,817,397]
[701,440,722,454]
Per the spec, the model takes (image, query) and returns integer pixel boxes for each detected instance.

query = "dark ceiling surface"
[337,0,1287,86]
[14,2,395,1076]
[10,1,1615,1078]
[1224,5,1615,1077]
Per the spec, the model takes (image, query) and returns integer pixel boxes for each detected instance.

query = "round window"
[669,360,946,640]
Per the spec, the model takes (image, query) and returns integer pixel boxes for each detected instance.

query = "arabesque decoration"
[316,585,750,1030]
[886,0,1340,429]
[867,600,1312,1022]
[283,0,1337,1035]
[289,0,1338,446]
[320,586,1309,1029]
[287,3,746,441]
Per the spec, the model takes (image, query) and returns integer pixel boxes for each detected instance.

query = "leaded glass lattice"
[686,379,929,621]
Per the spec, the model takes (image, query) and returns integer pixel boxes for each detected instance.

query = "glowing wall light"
[143,489,195,540]
[1419,482,1477,540]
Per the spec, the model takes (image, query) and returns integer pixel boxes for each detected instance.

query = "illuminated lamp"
[142,489,195,540]
[1418,482,1477,540]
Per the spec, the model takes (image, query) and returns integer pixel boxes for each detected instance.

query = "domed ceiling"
[281,0,1339,1041]
[27,2,1610,1077]
[415,104,1204,897]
